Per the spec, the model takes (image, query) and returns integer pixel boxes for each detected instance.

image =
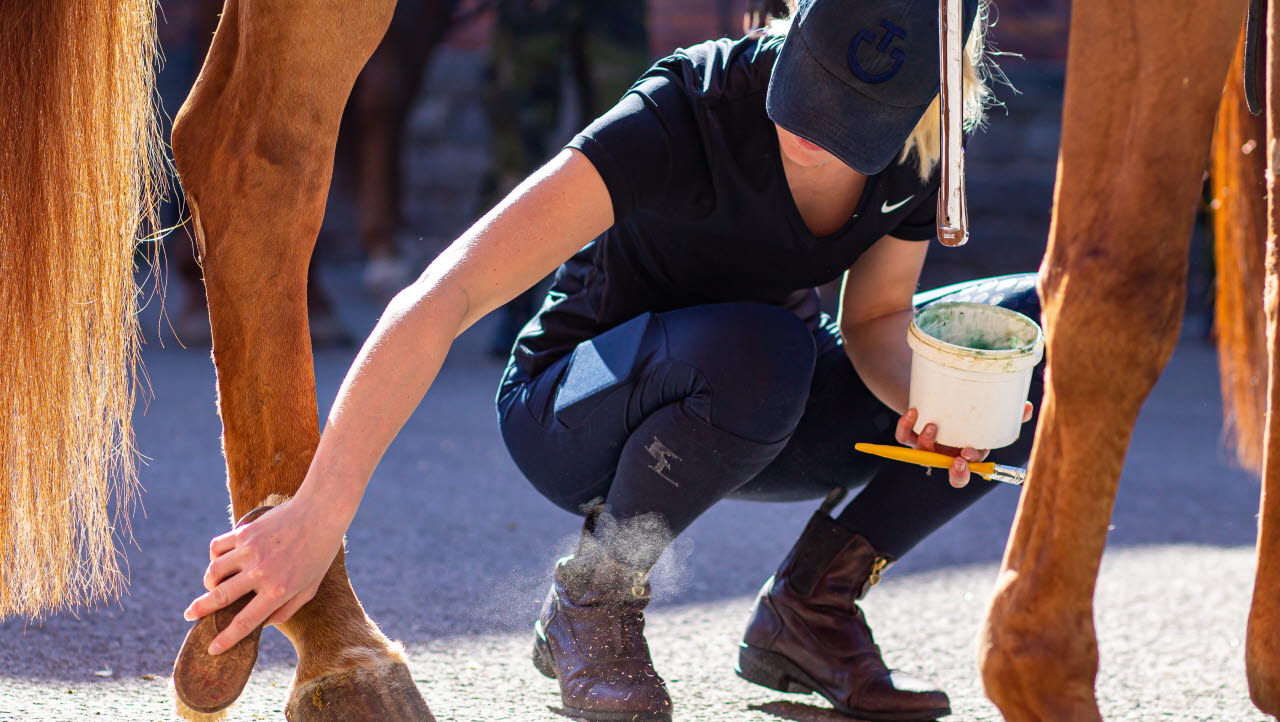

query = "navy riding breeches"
[496,273,1042,562]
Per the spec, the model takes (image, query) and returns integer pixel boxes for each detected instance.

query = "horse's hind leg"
[1248,1,1280,714]
[171,0,433,719]
[977,1,1247,720]
[1252,260,1280,714]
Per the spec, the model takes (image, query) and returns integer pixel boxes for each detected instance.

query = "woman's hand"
[182,497,347,655]
[895,403,1034,488]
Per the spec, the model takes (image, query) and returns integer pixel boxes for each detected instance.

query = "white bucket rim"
[909,302,1044,362]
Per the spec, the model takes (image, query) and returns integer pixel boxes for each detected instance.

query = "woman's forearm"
[291,275,468,525]
[842,308,915,415]
[282,149,614,527]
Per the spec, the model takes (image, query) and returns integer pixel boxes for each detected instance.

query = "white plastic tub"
[906,302,1044,450]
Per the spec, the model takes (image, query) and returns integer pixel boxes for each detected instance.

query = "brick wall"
[648,0,740,56]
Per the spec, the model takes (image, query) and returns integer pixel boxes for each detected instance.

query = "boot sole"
[532,623,673,722]
[736,644,951,722]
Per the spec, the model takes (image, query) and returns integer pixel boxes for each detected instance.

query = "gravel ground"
[0,269,1269,721]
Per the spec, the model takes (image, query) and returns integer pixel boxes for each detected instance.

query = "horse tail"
[1211,32,1269,475]
[0,1,161,616]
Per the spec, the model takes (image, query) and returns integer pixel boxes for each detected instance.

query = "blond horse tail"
[0,1,161,616]
[1211,31,1269,475]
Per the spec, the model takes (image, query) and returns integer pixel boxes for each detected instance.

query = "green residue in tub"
[917,305,1038,352]
[961,334,1024,351]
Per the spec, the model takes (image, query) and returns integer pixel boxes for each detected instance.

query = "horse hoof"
[172,593,264,715]
[172,506,276,715]
[286,659,434,721]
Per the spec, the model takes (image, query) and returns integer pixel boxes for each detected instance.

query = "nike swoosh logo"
[881,196,914,213]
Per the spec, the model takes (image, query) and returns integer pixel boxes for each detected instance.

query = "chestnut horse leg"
[171,0,433,719]
[1249,0,1280,713]
[977,1,1248,720]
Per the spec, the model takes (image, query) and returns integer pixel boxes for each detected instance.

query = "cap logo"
[847,20,907,84]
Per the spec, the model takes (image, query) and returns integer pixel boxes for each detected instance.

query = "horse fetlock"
[285,607,405,681]
[1247,644,1280,717]
[980,627,1102,722]
[980,574,1102,722]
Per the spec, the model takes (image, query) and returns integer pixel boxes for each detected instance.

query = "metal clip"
[936,0,968,246]
[868,556,889,587]
[631,571,648,598]
[988,464,1027,486]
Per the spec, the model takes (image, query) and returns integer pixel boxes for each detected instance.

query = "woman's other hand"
[895,403,1034,488]
[182,497,345,655]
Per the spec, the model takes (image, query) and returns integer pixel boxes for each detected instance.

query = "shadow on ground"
[0,264,1259,685]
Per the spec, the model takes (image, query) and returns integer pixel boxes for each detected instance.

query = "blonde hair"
[770,0,994,179]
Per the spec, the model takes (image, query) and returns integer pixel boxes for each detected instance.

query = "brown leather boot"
[532,522,673,722]
[737,508,951,721]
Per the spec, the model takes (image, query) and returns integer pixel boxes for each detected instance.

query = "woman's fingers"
[203,551,245,592]
[916,421,938,451]
[184,572,254,622]
[206,591,280,656]
[911,423,971,486]
[264,587,316,628]
[1023,401,1034,423]
[895,408,920,446]
[209,530,239,561]
[949,455,969,488]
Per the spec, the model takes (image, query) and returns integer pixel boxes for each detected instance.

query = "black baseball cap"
[767,0,979,174]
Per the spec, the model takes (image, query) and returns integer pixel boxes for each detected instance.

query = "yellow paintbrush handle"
[854,443,996,478]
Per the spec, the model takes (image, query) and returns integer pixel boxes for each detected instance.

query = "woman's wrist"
[842,312,914,414]
[292,462,366,533]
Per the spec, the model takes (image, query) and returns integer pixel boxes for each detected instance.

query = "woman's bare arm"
[300,147,612,514]
[184,148,613,652]
[837,235,927,415]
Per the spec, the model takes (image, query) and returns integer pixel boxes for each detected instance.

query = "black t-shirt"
[510,32,940,378]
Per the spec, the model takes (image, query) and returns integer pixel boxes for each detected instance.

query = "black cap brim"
[766,24,934,175]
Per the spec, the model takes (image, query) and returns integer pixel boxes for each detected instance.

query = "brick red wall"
[442,0,743,59]
[648,0,739,56]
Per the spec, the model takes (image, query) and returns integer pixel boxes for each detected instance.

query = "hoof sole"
[172,594,263,714]
[172,506,275,714]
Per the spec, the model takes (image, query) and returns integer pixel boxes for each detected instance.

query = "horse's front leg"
[171,0,433,719]
[978,1,1248,720]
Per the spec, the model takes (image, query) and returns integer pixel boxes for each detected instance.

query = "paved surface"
[0,269,1270,721]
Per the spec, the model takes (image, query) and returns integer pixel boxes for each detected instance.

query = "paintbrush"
[854,443,1026,485]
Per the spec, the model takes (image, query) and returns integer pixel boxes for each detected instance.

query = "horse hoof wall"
[286,659,434,721]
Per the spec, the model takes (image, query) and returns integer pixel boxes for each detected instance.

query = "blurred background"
[153,0,1173,354]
